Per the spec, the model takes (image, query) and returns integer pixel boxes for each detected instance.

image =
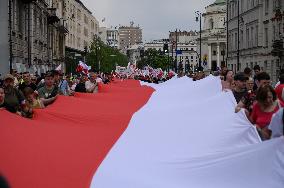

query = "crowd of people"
[0,65,283,139]
[219,65,284,140]
[0,70,113,118]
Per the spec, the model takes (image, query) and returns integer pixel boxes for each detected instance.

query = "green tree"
[86,37,128,73]
[138,48,171,71]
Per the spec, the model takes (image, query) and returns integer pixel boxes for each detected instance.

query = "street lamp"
[195,11,202,71]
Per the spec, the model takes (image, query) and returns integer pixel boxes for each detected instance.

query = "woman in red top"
[275,74,284,103]
[250,85,283,140]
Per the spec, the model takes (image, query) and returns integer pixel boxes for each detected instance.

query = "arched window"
[209,18,214,30]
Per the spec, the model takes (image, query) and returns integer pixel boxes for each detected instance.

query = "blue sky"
[82,0,215,41]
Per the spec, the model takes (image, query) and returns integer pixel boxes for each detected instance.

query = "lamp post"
[237,0,240,71]
[195,11,202,70]
[175,29,178,72]
[110,54,116,72]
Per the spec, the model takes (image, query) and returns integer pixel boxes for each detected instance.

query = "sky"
[82,0,215,42]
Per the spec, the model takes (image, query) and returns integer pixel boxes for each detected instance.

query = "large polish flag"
[0,77,284,188]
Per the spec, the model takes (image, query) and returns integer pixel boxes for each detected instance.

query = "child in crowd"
[23,87,45,110]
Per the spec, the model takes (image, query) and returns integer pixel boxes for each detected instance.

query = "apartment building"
[227,0,284,83]
[64,0,99,52]
[118,22,142,54]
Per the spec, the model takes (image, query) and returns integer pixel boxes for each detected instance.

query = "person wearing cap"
[37,72,59,106]
[2,74,31,116]
[233,72,248,103]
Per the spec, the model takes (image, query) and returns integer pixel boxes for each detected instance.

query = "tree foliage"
[86,37,128,73]
[137,48,172,71]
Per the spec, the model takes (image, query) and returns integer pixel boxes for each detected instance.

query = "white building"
[107,28,119,49]
[127,44,144,64]
[227,0,284,83]
[172,43,199,72]
[98,26,120,49]
[98,27,107,44]
[144,39,168,51]
[201,0,226,71]
[169,31,199,72]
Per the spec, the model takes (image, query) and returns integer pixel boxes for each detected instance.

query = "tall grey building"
[227,0,284,83]
[118,22,142,54]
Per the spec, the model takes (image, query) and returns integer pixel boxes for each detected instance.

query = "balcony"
[47,8,60,25]
[272,39,284,57]
[58,19,69,34]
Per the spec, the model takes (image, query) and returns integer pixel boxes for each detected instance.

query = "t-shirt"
[251,101,283,129]
[268,108,284,138]
[58,80,69,96]
[18,82,37,92]
[0,102,6,108]
[38,85,58,99]
[275,84,284,103]
[4,88,25,113]
[233,89,248,104]
[75,83,86,93]
[85,81,98,93]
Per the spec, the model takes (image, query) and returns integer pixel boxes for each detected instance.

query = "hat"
[3,74,14,81]
[234,73,248,81]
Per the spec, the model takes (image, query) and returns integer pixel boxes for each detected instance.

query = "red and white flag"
[1,77,284,188]
[76,61,91,74]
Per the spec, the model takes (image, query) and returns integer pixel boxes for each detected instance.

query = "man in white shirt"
[85,72,98,93]
[268,108,284,138]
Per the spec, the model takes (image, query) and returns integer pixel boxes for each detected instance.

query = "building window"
[264,28,268,47]
[251,27,254,47]
[255,25,258,46]
[246,28,249,48]
[84,27,88,37]
[209,18,214,30]
[84,15,88,24]
[77,9,81,20]
[265,0,269,14]
[213,51,217,55]
[264,61,268,70]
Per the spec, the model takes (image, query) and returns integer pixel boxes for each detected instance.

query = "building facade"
[227,0,284,83]
[201,0,227,71]
[118,22,142,54]
[127,44,144,64]
[144,39,168,51]
[64,0,99,52]
[107,28,119,49]
[0,0,70,75]
[169,30,198,44]
[169,31,199,72]
[9,0,51,74]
